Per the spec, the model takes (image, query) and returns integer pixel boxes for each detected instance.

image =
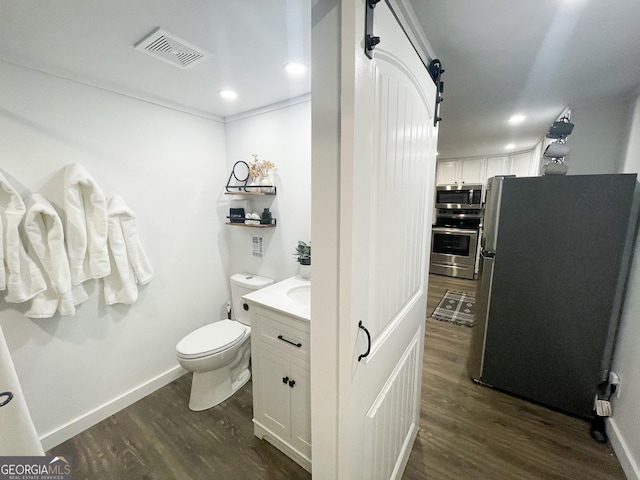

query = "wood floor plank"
[48,273,624,479]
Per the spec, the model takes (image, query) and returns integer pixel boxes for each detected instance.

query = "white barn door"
[311,1,438,479]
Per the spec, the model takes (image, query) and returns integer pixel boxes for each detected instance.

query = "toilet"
[176,273,274,411]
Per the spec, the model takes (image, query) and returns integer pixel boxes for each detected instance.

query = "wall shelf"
[225,221,277,228]
[225,160,277,227]
[225,189,276,196]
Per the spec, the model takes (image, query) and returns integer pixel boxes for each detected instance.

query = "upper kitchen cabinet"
[510,152,535,177]
[485,156,508,179]
[436,158,485,185]
[436,149,541,187]
[435,160,460,185]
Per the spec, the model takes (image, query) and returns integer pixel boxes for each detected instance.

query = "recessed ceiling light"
[505,143,515,151]
[284,62,307,76]
[218,89,237,100]
[508,114,526,125]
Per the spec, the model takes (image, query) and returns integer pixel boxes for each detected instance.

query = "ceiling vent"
[134,27,211,69]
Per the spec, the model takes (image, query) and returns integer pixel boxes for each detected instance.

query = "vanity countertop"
[243,275,311,321]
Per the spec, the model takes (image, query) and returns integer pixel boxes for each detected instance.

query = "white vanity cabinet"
[249,305,311,472]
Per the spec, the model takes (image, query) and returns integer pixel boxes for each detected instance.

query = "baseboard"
[607,417,640,480]
[40,365,187,451]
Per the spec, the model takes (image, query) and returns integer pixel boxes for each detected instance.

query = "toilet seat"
[176,320,249,359]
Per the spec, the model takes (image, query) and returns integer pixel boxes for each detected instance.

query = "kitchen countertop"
[243,275,311,321]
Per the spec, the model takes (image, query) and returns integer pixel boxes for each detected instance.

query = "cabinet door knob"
[282,376,289,384]
[288,379,296,388]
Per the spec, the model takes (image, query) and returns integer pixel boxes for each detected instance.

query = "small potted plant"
[294,241,311,279]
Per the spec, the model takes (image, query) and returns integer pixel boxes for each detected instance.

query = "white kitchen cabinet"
[435,160,460,185]
[436,158,485,185]
[485,156,508,180]
[437,149,539,189]
[250,306,311,472]
[509,151,534,177]
[459,158,485,184]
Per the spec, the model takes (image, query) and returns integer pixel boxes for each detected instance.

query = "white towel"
[0,325,45,455]
[23,194,76,318]
[64,163,110,285]
[0,172,46,303]
[104,195,153,305]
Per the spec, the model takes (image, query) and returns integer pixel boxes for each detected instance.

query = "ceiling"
[1,1,640,158]
[0,0,311,119]
[410,0,640,158]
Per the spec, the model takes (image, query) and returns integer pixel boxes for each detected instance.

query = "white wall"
[609,93,640,480]
[222,99,311,283]
[565,94,631,175]
[0,60,230,449]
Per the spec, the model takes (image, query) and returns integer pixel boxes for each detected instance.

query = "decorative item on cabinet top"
[543,115,574,176]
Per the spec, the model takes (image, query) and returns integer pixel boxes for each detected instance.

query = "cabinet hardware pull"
[0,391,13,408]
[282,376,289,384]
[358,321,371,361]
[277,335,302,348]
[288,379,296,388]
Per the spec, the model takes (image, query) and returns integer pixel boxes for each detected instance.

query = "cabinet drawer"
[254,312,310,360]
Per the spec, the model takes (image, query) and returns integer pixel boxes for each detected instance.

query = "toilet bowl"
[176,273,274,411]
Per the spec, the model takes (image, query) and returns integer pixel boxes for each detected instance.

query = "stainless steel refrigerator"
[469,174,640,418]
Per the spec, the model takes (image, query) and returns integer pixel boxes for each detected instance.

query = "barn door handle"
[358,321,371,361]
[0,391,13,408]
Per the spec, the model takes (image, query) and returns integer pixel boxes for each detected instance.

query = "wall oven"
[430,228,478,280]
[430,208,481,280]
[435,184,483,209]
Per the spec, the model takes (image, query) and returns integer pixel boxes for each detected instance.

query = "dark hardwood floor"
[403,274,624,480]
[49,274,625,479]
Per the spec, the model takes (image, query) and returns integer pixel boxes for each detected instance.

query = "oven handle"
[432,227,478,235]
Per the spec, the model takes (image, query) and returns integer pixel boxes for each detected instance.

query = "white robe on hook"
[0,172,46,303]
[104,195,153,305]
[64,163,110,285]
[23,194,77,318]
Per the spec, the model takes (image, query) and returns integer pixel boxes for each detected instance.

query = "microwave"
[435,184,483,209]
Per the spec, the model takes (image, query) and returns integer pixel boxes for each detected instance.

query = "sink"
[287,285,310,305]
[244,276,311,321]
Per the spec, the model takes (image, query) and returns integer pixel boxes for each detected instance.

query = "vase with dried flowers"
[249,154,276,193]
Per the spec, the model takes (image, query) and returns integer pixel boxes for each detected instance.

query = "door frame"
[310,1,436,477]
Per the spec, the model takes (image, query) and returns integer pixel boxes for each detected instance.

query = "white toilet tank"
[230,273,274,325]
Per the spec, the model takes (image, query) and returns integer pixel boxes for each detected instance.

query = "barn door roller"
[365,0,382,59]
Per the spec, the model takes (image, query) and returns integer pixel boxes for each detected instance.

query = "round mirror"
[232,161,250,182]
